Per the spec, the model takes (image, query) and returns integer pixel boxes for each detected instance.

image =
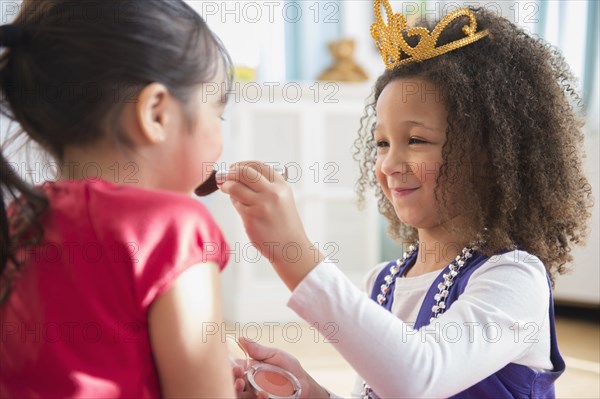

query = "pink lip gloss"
[246,363,300,399]
[227,336,301,399]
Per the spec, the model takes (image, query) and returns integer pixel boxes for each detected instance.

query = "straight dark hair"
[0,0,233,302]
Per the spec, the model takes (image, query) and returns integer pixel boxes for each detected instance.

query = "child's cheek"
[375,171,392,201]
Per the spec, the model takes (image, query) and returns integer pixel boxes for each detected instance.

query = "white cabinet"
[209,82,382,323]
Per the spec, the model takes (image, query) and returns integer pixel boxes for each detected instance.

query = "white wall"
[552,131,599,305]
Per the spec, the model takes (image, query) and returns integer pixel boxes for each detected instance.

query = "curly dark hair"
[354,7,593,282]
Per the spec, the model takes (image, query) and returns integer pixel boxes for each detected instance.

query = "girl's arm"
[148,263,235,398]
[221,162,551,397]
[220,162,324,290]
[287,254,550,398]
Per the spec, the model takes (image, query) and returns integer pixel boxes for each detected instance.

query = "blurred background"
[1,0,598,397]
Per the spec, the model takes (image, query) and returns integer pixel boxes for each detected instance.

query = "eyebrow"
[406,120,431,129]
[373,120,434,133]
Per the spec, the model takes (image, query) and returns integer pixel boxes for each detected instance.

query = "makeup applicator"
[194,165,288,197]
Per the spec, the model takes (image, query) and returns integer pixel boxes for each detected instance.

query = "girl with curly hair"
[224,4,593,399]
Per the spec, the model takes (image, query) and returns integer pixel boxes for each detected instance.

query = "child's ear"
[135,83,171,144]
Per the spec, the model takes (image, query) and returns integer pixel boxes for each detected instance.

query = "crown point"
[463,26,475,36]
[371,1,489,69]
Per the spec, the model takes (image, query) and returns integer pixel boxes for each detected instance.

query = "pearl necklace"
[362,243,478,399]
[375,243,418,306]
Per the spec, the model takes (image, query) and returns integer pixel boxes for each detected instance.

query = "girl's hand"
[220,161,325,290]
[233,364,267,399]
[237,338,330,399]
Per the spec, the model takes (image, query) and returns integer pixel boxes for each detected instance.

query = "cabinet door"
[212,83,381,323]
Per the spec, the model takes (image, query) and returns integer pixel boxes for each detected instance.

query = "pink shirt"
[0,179,229,398]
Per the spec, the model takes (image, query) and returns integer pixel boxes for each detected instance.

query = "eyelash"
[375,137,427,147]
[408,137,427,145]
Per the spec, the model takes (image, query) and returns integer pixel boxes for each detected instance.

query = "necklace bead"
[363,243,479,399]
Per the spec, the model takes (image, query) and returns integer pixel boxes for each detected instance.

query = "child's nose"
[380,150,414,177]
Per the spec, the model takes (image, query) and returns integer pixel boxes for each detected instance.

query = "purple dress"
[368,251,565,398]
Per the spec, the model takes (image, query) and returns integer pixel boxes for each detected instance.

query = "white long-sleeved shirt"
[287,250,552,398]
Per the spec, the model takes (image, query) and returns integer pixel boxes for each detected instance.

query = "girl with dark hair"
[225,3,593,398]
[0,1,234,397]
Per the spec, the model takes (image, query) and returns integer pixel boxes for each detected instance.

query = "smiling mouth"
[391,187,419,197]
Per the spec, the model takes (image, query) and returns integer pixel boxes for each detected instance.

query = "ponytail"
[0,151,48,303]
[1,23,47,303]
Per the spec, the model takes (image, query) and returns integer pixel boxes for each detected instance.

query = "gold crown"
[371,1,489,69]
